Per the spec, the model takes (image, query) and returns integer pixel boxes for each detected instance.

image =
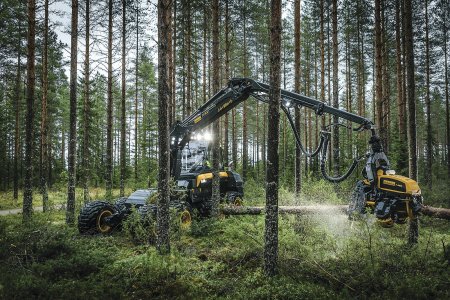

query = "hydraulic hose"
[281,105,324,157]
[319,133,361,183]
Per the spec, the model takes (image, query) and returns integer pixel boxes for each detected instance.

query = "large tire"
[114,197,128,214]
[347,181,367,220]
[78,201,117,234]
[225,192,243,206]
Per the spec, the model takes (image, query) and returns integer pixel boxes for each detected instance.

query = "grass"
[0,181,449,299]
[0,204,449,299]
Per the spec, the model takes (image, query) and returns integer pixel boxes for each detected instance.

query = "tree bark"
[82,0,90,204]
[242,3,248,180]
[134,4,139,183]
[210,0,220,217]
[186,1,192,117]
[23,0,36,222]
[14,20,22,202]
[294,0,301,195]
[265,0,281,277]
[404,0,418,243]
[424,0,432,188]
[156,0,171,254]
[395,0,405,138]
[41,0,49,211]
[223,1,230,167]
[443,4,450,178]
[67,0,78,225]
[375,0,384,148]
[106,0,113,200]
[120,0,126,197]
[332,0,339,175]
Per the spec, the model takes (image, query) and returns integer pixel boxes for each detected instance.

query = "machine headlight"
[200,179,207,184]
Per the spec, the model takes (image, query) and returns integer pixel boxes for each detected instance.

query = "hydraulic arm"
[170,77,379,183]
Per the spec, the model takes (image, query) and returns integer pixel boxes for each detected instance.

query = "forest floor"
[0,180,449,299]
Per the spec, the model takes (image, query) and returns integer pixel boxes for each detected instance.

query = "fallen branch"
[221,204,450,221]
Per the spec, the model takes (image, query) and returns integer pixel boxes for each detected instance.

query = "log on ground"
[221,205,450,221]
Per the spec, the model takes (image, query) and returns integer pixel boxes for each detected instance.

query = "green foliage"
[123,207,156,245]
[0,209,449,299]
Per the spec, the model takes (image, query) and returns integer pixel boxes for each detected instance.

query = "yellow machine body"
[377,173,421,196]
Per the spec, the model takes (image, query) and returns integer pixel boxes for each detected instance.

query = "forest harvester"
[78,78,422,234]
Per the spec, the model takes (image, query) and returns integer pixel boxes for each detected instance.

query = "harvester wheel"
[226,192,244,206]
[348,181,367,220]
[114,197,128,213]
[78,201,117,234]
[180,209,192,229]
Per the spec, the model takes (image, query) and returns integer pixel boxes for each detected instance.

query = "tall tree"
[23,0,36,222]
[156,0,171,254]
[264,0,281,277]
[210,0,220,216]
[443,0,450,178]
[82,0,90,203]
[395,0,405,138]
[134,2,139,182]
[13,20,21,202]
[106,0,113,200]
[67,0,78,224]
[294,0,301,195]
[424,0,432,188]
[223,0,230,167]
[41,0,49,211]
[120,0,126,197]
[242,1,249,180]
[332,0,339,175]
[404,0,418,243]
[375,0,384,149]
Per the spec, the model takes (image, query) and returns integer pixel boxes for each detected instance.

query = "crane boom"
[170,77,375,179]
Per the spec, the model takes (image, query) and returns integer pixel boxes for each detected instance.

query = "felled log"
[221,204,450,221]
[420,205,450,221]
[221,205,348,216]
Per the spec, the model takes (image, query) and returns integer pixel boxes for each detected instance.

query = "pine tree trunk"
[14,23,21,203]
[443,5,450,178]
[172,0,176,123]
[395,0,404,138]
[186,1,192,116]
[264,0,281,277]
[23,0,36,222]
[242,4,248,180]
[332,0,339,175]
[203,7,207,103]
[67,0,78,225]
[82,0,90,204]
[223,1,230,167]
[294,0,301,195]
[424,0,432,188]
[106,0,113,200]
[381,3,389,152]
[120,0,126,197]
[156,0,171,254]
[404,0,417,182]
[375,0,384,148]
[404,0,418,243]
[41,0,49,211]
[135,4,139,183]
[210,0,220,217]
[167,1,173,127]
